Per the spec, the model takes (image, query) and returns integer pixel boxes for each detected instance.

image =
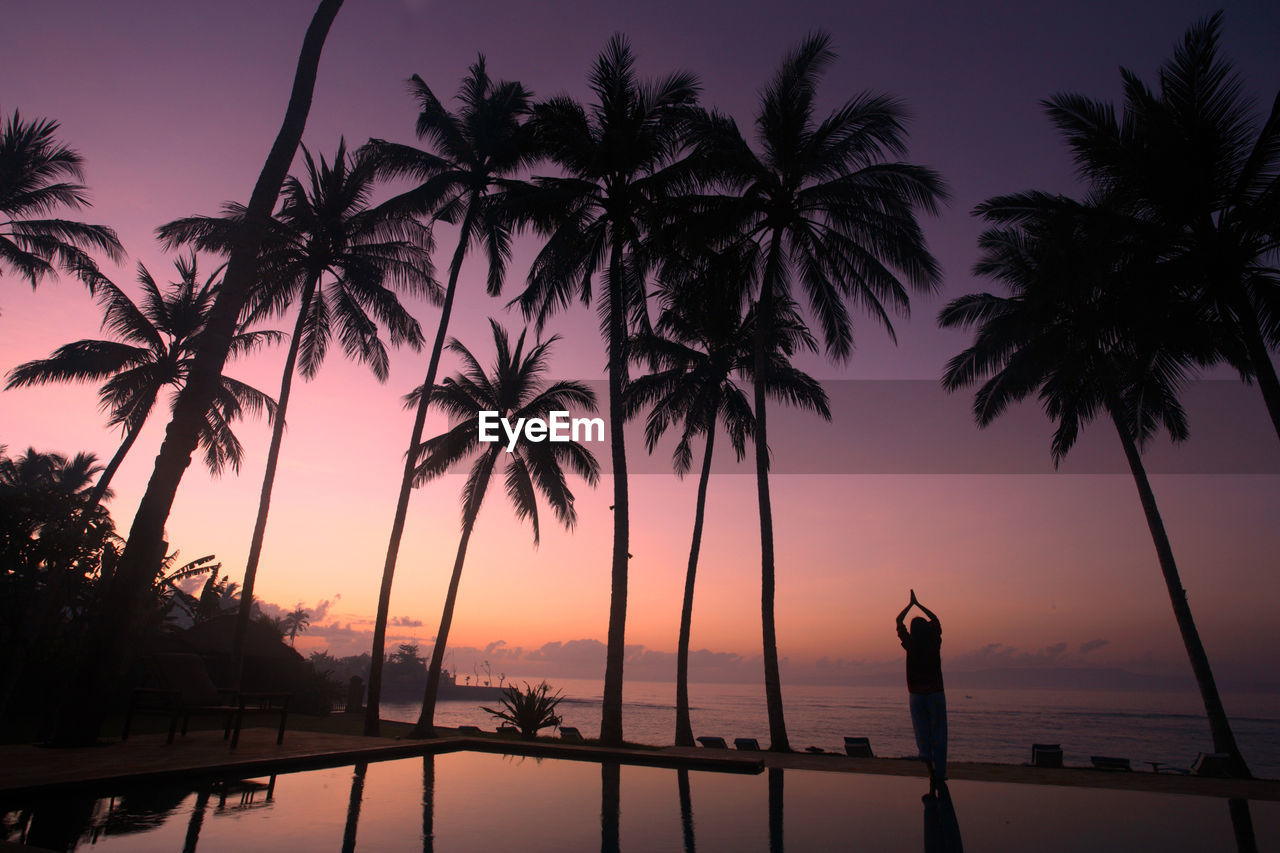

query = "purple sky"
[3,1,1279,690]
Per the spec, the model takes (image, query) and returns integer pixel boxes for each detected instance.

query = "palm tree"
[1043,12,1280,441]
[282,605,311,646]
[52,0,345,747]
[0,110,123,291]
[514,33,699,745]
[685,33,945,749]
[360,57,539,735]
[626,247,828,746]
[5,255,280,513]
[405,320,599,738]
[0,447,114,721]
[160,139,433,675]
[939,192,1251,778]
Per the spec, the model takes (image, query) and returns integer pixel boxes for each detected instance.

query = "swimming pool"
[4,750,1277,850]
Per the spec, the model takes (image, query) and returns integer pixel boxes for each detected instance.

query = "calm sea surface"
[384,680,1280,778]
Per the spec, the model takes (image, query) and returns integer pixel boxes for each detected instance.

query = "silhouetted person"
[897,589,946,795]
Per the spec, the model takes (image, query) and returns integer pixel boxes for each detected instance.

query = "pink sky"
[3,0,1279,689]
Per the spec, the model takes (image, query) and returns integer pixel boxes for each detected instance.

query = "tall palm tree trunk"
[232,275,318,680]
[601,241,631,746]
[366,211,475,735]
[1231,291,1280,443]
[84,416,147,513]
[51,0,343,747]
[755,235,790,752]
[675,426,716,747]
[410,497,484,738]
[1109,403,1251,778]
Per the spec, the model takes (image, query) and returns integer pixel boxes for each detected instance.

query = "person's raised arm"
[896,598,912,627]
[914,593,940,628]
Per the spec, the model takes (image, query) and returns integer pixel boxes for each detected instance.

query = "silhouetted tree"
[1044,12,1280,441]
[686,32,945,749]
[161,139,431,678]
[627,247,827,746]
[52,0,345,746]
[361,57,537,735]
[5,255,279,513]
[406,321,598,737]
[0,110,122,291]
[514,33,698,744]
[940,193,1251,778]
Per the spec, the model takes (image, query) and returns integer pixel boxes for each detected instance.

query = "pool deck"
[2,726,1277,802]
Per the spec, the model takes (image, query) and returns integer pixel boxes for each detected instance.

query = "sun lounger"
[497,724,521,737]
[456,725,483,734]
[1031,743,1064,768]
[1165,752,1232,777]
[734,737,761,750]
[1090,755,1131,771]
[843,736,874,757]
[123,653,290,749]
[696,736,728,748]
[559,726,585,742]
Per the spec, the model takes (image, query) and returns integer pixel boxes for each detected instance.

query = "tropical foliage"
[5,255,280,512]
[0,110,122,291]
[405,321,598,737]
[513,33,699,745]
[627,246,829,746]
[681,32,946,749]
[363,57,537,735]
[482,681,565,740]
[941,192,1251,777]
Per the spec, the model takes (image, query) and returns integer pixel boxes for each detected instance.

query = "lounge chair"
[122,653,290,749]
[559,726,585,743]
[456,725,484,734]
[1090,755,1132,771]
[734,737,761,751]
[696,736,728,748]
[497,724,521,737]
[1031,743,1064,768]
[844,736,874,757]
[1166,752,1232,777]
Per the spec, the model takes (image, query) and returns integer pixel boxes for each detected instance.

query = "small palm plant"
[482,681,565,740]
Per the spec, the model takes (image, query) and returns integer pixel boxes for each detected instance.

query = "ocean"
[382,679,1280,778]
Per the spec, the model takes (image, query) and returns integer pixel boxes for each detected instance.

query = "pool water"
[4,751,1277,851]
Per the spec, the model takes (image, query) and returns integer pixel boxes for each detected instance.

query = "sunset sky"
[3,0,1278,691]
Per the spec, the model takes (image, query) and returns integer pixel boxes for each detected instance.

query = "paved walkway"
[2,727,1276,802]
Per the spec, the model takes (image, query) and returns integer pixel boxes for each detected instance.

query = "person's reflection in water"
[922,783,963,853]
[601,761,620,853]
[768,766,784,853]
[677,768,696,853]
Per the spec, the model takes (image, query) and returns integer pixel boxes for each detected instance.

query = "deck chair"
[559,726,585,743]
[734,737,761,751]
[1090,755,1131,771]
[497,724,521,737]
[696,736,728,749]
[456,725,484,734]
[123,653,290,749]
[1031,743,1064,768]
[1167,752,1232,777]
[844,736,874,757]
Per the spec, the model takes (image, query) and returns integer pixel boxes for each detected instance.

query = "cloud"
[1079,638,1110,655]
[391,616,423,627]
